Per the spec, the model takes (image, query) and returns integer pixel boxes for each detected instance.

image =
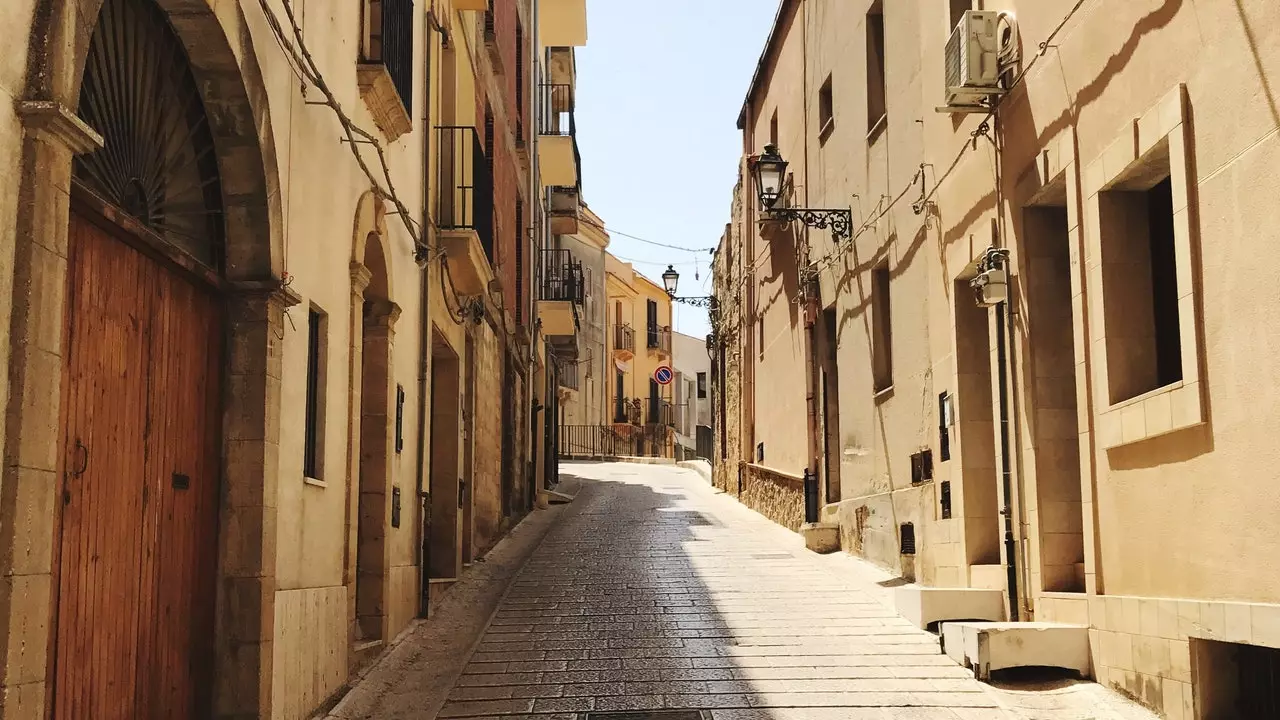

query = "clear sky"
[573,0,781,340]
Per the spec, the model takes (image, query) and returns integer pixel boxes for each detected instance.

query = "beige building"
[715,0,1280,715]
[0,0,588,717]
[604,254,675,456]
[555,204,610,427]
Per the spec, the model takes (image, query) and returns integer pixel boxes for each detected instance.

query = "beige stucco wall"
[721,0,1280,714]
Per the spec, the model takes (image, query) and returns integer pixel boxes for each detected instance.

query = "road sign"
[654,365,674,385]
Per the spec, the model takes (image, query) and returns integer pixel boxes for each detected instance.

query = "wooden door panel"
[140,264,221,718]
[56,209,222,720]
[56,212,153,720]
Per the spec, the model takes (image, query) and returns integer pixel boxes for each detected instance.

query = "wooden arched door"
[53,0,228,716]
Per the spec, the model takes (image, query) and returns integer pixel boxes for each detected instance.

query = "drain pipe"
[415,10,440,617]
[976,247,1019,621]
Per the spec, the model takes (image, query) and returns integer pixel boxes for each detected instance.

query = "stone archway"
[5,0,287,716]
[346,192,399,662]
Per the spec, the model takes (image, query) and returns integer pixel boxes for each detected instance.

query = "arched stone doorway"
[7,0,287,716]
[347,195,398,661]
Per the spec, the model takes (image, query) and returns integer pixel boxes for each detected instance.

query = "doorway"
[53,0,228,714]
[1024,196,1086,592]
[820,306,842,503]
[56,206,223,719]
[461,335,476,565]
[355,237,394,646]
[429,336,462,580]
[954,280,1001,568]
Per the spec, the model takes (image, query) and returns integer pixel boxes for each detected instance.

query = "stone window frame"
[1082,84,1205,449]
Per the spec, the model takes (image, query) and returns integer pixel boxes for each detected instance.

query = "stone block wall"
[740,464,805,532]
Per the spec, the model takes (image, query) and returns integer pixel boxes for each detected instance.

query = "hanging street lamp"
[662,265,719,358]
[751,144,854,239]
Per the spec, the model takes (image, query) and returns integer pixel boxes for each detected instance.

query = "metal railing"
[540,249,584,304]
[647,325,672,353]
[558,360,579,390]
[364,0,414,108]
[436,126,494,260]
[614,398,642,425]
[646,398,674,427]
[614,324,635,354]
[538,83,575,137]
[559,424,674,459]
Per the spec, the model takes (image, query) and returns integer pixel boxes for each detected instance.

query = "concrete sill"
[873,385,895,402]
[303,476,327,489]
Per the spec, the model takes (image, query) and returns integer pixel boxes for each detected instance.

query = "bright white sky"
[574,0,781,339]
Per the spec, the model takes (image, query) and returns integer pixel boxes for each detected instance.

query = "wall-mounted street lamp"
[752,144,854,239]
[662,265,719,359]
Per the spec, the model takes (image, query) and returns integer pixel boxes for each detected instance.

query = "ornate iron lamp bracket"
[765,207,854,239]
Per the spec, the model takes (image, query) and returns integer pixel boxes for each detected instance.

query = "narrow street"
[340,462,1159,720]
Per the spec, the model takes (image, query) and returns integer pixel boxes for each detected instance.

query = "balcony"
[558,360,579,391]
[358,0,414,141]
[537,249,584,337]
[646,398,675,427]
[614,398,642,426]
[539,0,588,48]
[646,325,672,356]
[547,185,580,235]
[437,126,494,295]
[538,83,579,188]
[613,324,635,361]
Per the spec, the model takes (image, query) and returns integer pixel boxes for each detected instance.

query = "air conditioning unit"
[943,10,1003,108]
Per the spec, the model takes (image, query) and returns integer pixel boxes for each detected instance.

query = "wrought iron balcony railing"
[647,398,675,427]
[614,398,642,426]
[646,325,672,354]
[363,0,414,107]
[436,126,494,261]
[540,249,584,304]
[614,324,635,354]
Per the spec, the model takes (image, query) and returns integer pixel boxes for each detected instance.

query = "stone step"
[940,621,1091,680]
[894,585,1006,629]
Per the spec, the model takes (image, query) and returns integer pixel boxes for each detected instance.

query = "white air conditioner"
[944,10,1003,107]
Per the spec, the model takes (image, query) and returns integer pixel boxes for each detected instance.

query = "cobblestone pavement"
[434,462,1159,720]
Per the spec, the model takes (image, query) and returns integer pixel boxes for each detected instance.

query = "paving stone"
[424,463,1158,720]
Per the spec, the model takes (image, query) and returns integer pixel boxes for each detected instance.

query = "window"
[646,299,659,347]
[697,372,708,399]
[304,307,328,479]
[818,74,835,141]
[872,262,893,392]
[866,1,887,139]
[757,315,765,357]
[515,198,524,322]
[1100,174,1182,403]
[515,22,526,144]
[769,109,778,147]
[948,0,971,30]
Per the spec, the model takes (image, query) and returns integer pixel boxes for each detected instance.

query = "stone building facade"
[713,0,1280,716]
[0,0,588,717]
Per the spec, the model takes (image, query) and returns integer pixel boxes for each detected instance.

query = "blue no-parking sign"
[654,366,674,385]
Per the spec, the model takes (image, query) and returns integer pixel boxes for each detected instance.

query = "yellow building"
[605,254,675,455]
